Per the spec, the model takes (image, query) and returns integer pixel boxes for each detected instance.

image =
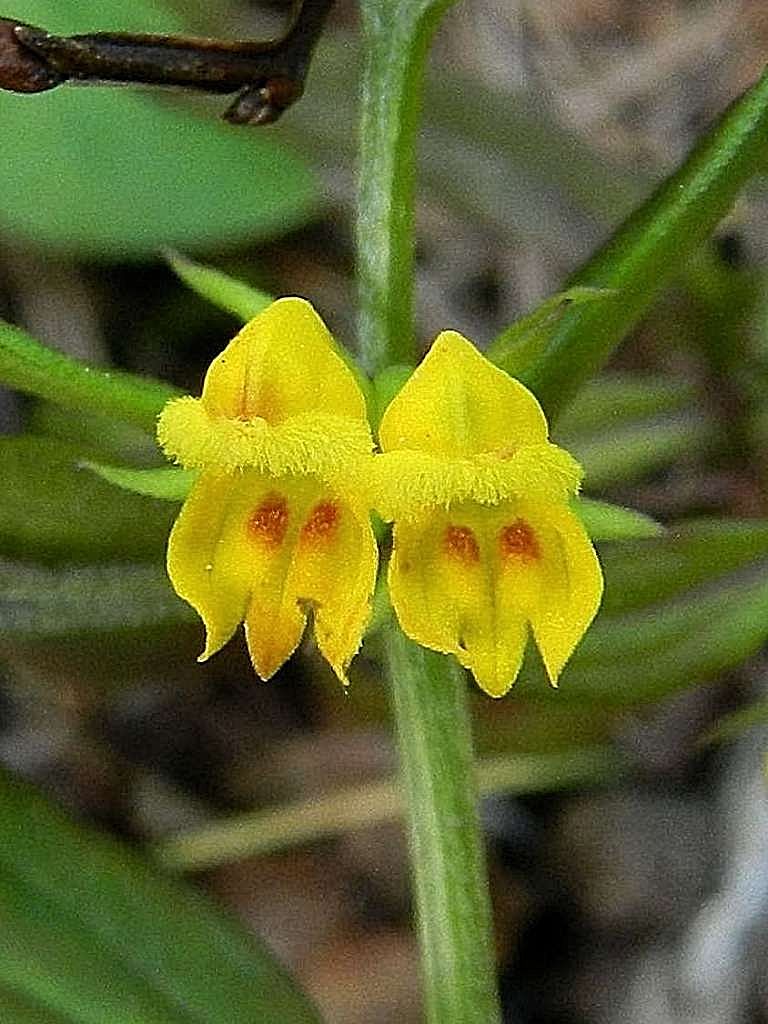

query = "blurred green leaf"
[572,497,663,540]
[598,519,768,614]
[0,770,321,1022]
[7,0,184,33]
[0,868,192,1024]
[0,3,317,258]
[0,320,178,432]
[29,403,161,467]
[165,252,273,322]
[553,373,697,437]
[0,558,193,637]
[515,520,768,707]
[84,462,195,502]
[559,575,768,706]
[551,374,714,490]
[420,68,644,224]
[0,436,174,562]
[473,698,621,757]
[0,984,71,1023]
[566,409,715,490]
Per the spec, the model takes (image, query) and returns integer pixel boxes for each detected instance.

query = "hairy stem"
[386,631,503,1024]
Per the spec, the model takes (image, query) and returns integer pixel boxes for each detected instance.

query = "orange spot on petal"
[247,493,288,547]
[301,501,340,545]
[499,519,540,562]
[496,444,518,460]
[244,386,280,423]
[443,524,480,564]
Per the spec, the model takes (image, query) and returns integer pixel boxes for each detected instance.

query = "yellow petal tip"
[475,679,513,699]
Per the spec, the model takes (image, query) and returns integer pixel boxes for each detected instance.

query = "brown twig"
[0,0,335,124]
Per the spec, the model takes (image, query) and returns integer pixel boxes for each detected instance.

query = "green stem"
[355,0,454,374]
[387,630,502,1024]
[355,1,503,1019]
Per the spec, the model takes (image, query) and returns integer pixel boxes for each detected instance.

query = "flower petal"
[378,331,549,458]
[523,501,603,684]
[388,499,602,696]
[277,494,378,683]
[167,470,257,660]
[167,468,376,682]
[200,297,367,424]
[389,505,529,697]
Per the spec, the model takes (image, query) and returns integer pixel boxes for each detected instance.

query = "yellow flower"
[374,331,603,698]
[157,298,377,684]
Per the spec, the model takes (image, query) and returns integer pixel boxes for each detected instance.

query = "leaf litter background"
[3,1,768,1022]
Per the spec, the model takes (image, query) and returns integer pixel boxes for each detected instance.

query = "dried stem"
[0,0,334,124]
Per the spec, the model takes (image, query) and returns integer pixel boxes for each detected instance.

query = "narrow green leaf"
[572,497,663,540]
[699,697,768,747]
[0,320,178,433]
[84,462,196,502]
[517,62,768,418]
[0,437,174,563]
[0,559,193,638]
[157,746,619,871]
[421,68,644,224]
[0,771,322,1023]
[487,286,614,376]
[165,253,273,323]
[553,375,707,489]
[473,698,621,758]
